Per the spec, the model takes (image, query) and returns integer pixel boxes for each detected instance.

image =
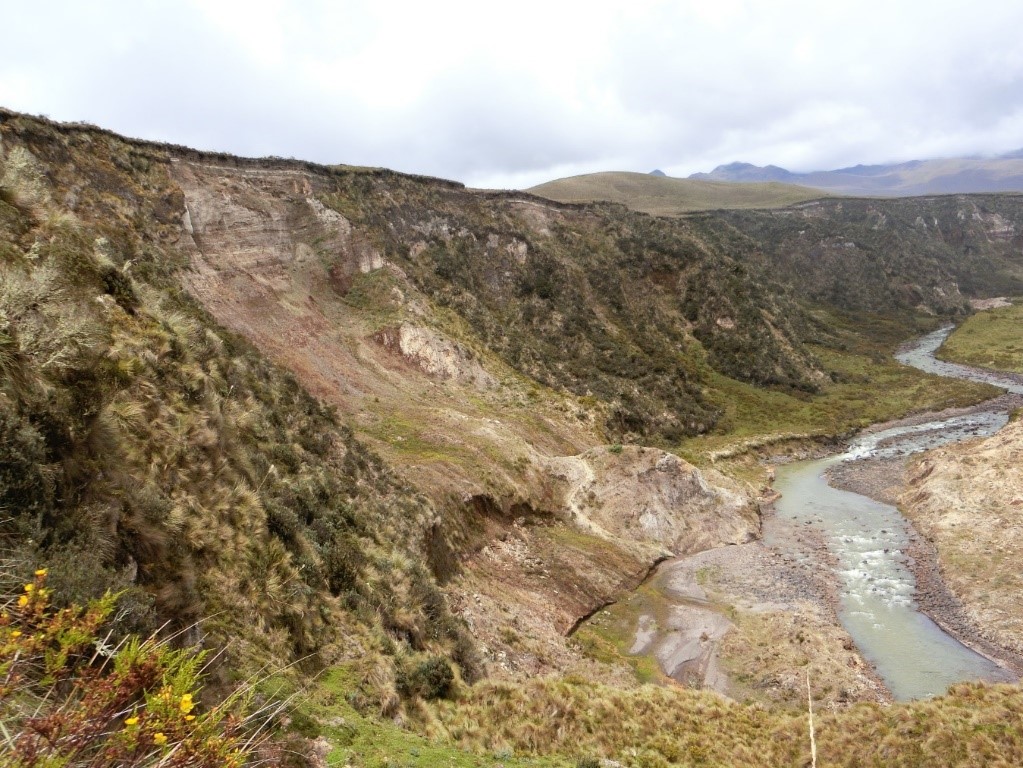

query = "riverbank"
[581,328,1023,706]
[654,503,891,706]
[826,393,1023,677]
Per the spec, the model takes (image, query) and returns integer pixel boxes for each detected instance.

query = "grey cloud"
[3,1,1023,190]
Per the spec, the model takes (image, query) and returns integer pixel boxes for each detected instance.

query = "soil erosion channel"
[594,326,1022,701]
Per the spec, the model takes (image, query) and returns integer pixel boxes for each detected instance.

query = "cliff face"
[167,153,767,676]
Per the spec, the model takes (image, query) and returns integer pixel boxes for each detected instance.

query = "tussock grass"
[293,666,565,768]
[424,677,1023,768]
[0,127,478,704]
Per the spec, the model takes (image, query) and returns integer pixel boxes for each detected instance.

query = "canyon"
[3,108,1023,766]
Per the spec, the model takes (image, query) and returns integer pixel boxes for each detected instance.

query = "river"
[768,325,1019,699]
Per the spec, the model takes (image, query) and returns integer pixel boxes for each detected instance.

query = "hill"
[526,170,828,214]
[698,194,1023,311]
[690,150,1023,196]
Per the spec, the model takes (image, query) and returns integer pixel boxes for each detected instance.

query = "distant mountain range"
[687,150,1023,196]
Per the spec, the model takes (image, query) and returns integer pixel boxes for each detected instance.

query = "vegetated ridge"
[528,170,829,215]
[3,107,1023,766]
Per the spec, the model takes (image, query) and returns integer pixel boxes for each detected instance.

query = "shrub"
[396,656,454,701]
[0,570,271,767]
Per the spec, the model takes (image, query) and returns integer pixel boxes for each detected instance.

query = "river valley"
[591,324,1023,705]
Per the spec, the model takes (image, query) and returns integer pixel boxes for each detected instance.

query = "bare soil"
[630,502,890,708]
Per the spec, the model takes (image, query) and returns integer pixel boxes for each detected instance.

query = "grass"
[570,582,671,686]
[424,675,1023,767]
[937,300,1023,373]
[296,666,567,768]
[527,172,829,216]
[10,108,1023,768]
[342,268,406,320]
[900,417,1023,659]
[679,339,999,463]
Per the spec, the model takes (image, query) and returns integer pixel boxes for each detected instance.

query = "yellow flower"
[17,595,28,607]
[153,732,168,745]
[10,630,21,638]
[125,716,139,726]
[184,715,195,721]
[23,583,33,593]
[179,693,195,714]
[34,569,47,577]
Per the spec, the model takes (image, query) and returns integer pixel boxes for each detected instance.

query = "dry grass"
[423,676,1023,767]
[528,171,828,215]
[901,419,1023,656]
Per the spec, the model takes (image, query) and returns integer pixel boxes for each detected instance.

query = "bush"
[0,570,271,767]
[396,656,454,701]
[0,408,52,516]
[100,264,138,313]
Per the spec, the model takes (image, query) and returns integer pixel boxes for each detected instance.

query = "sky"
[3,0,1023,189]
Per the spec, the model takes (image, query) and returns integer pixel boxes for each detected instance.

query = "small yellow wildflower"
[17,595,28,607]
[10,630,21,638]
[23,583,33,593]
[179,693,194,714]
[34,568,47,577]
[153,732,167,745]
[125,716,139,726]
[184,715,195,721]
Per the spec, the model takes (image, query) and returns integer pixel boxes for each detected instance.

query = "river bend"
[769,326,1018,699]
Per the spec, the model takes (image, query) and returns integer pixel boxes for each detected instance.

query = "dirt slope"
[169,157,763,676]
[902,418,1023,655]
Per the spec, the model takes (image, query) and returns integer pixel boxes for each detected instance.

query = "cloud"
[2,0,1023,188]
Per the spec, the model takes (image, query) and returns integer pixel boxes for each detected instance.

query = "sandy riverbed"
[638,495,891,707]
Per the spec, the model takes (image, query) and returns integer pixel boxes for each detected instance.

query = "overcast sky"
[3,1,1023,189]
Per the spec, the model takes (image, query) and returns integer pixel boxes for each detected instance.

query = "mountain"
[527,170,828,215]
[692,161,797,183]
[5,108,1023,765]
[689,150,1023,195]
